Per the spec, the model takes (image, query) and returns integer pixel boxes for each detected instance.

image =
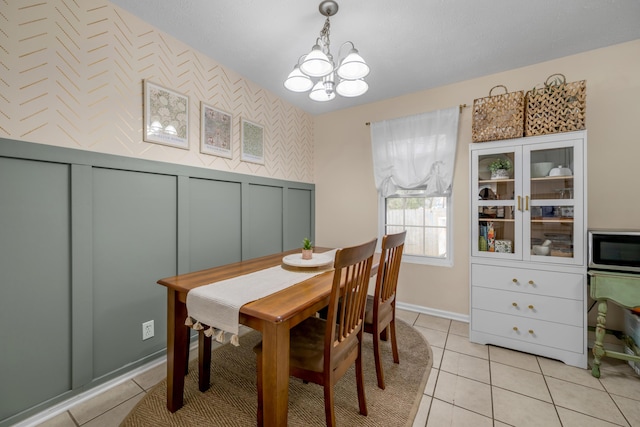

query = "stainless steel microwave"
[588,230,640,273]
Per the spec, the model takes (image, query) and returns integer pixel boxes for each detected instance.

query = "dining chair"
[254,238,378,427]
[364,231,406,390]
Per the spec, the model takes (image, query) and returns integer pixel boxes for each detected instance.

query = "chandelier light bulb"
[336,78,368,97]
[300,44,333,77]
[309,81,336,102]
[337,48,369,80]
[284,65,314,92]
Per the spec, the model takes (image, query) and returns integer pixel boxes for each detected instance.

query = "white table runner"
[185,250,337,346]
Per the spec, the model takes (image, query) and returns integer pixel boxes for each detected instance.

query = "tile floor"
[27,310,640,427]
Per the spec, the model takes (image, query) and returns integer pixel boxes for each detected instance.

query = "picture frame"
[143,80,189,149]
[200,102,233,158]
[240,118,264,165]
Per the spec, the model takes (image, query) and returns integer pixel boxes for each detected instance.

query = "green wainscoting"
[0,138,314,426]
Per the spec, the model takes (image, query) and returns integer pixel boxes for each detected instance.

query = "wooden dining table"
[157,247,380,426]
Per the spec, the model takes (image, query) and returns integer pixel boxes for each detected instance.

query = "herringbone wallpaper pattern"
[0,0,314,182]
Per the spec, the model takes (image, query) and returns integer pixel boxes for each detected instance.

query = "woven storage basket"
[525,73,586,136]
[472,85,524,143]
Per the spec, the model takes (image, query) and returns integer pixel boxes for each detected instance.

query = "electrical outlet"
[142,320,154,340]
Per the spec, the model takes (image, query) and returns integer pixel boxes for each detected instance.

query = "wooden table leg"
[199,330,212,391]
[591,299,608,378]
[167,289,189,412]
[261,321,290,427]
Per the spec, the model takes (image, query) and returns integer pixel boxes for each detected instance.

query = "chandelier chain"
[320,17,331,55]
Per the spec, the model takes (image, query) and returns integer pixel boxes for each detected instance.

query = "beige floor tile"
[397,308,420,326]
[424,368,438,396]
[415,325,448,348]
[69,380,143,425]
[448,320,469,338]
[426,398,493,427]
[433,371,492,417]
[444,334,488,359]
[611,394,640,427]
[492,386,561,427]
[415,313,451,332]
[440,350,490,384]
[493,422,511,427]
[557,406,628,427]
[431,345,444,370]
[546,376,629,426]
[132,362,165,391]
[599,370,640,398]
[411,395,432,427]
[489,345,541,373]
[537,356,605,390]
[36,411,77,427]
[81,393,145,427]
[490,361,551,402]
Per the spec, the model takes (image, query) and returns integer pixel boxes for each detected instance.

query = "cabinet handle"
[528,280,534,285]
[528,329,535,334]
[513,326,519,331]
[525,195,529,211]
[512,278,518,283]
[512,302,518,307]
[517,195,521,211]
[528,305,534,310]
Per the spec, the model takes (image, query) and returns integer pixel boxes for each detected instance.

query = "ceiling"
[109,0,640,116]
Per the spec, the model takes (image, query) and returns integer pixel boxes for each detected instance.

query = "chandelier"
[284,0,369,102]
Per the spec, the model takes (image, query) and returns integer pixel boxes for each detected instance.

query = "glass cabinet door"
[524,140,583,264]
[472,148,521,258]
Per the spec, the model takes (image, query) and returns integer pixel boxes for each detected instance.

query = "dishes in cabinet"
[549,165,572,177]
[531,162,554,178]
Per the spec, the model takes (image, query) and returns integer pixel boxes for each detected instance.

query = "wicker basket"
[525,74,586,136]
[472,85,524,143]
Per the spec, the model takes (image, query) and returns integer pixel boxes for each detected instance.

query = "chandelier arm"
[337,41,355,59]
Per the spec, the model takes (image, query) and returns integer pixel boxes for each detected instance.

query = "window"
[370,106,459,267]
[379,189,452,266]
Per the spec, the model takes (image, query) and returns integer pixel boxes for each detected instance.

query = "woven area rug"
[121,319,432,426]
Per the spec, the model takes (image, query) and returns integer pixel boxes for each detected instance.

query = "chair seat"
[254,316,358,374]
[364,295,393,326]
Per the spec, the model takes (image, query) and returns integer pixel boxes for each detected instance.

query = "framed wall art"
[200,102,233,158]
[240,118,264,165]
[143,80,189,149]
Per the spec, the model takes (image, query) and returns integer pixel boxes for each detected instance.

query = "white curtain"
[371,106,460,197]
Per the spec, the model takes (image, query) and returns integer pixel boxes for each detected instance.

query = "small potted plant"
[302,237,313,260]
[488,158,512,179]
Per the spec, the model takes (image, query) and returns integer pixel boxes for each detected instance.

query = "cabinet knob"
[528,280,534,285]
[528,305,534,310]
[512,278,518,283]
[528,329,535,334]
[512,302,518,307]
[513,326,519,331]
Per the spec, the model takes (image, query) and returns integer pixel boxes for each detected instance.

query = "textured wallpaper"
[0,0,314,182]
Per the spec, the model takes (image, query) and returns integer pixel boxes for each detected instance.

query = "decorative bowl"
[531,162,554,178]
[532,245,550,256]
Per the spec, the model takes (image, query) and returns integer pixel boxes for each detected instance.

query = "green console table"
[589,270,640,378]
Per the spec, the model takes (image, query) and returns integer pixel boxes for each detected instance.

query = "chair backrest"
[374,231,406,307]
[325,238,377,353]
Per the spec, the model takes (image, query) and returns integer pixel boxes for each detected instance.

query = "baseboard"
[11,340,199,427]
[396,301,469,323]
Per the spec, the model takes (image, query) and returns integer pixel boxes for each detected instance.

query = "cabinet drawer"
[472,287,583,327]
[471,309,584,353]
[472,264,584,299]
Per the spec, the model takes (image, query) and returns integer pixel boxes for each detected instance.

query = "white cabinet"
[469,131,588,368]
